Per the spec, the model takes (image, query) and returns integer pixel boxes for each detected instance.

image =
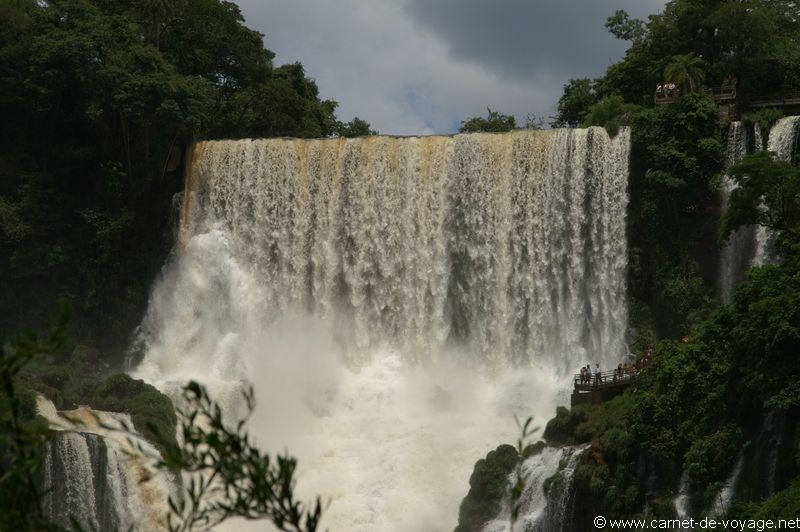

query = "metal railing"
[573,369,636,391]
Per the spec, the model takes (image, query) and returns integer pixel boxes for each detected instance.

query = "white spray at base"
[133,128,630,531]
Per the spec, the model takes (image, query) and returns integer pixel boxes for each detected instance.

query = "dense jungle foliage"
[0,0,374,366]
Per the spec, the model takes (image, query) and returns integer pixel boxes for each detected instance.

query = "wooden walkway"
[570,359,651,406]
[654,82,800,113]
[750,93,800,108]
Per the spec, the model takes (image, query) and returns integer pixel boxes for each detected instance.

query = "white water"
[710,451,745,517]
[752,116,800,266]
[483,445,587,532]
[37,396,174,530]
[673,471,691,529]
[719,122,753,303]
[133,128,630,531]
[720,117,799,299]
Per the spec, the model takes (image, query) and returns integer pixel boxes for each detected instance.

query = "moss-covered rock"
[455,444,519,532]
[544,406,586,445]
[16,346,177,455]
[88,373,177,455]
[522,440,547,459]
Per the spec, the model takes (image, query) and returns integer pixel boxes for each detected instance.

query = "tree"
[459,108,516,133]
[581,95,638,136]
[335,117,378,138]
[605,10,647,44]
[522,113,546,130]
[552,79,597,128]
[0,316,68,532]
[722,151,800,246]
[664,53,707,93]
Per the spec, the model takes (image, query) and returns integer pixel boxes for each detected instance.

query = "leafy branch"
[157,382,323,532]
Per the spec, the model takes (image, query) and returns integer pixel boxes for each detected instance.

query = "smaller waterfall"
[483,445,587,532]
[720,117,799,299]
[710,451,745,517]
[37,396,174,530]
[673,472,691,529]
[752,116,800,266]
[719,122,755,303]
[754,124,765,152]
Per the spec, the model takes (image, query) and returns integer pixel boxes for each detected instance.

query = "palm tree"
[664,53,707,94]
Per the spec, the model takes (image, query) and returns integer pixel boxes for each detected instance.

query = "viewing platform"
[571,358,651,407]
[654,78,800,116]
[654,79,736,106]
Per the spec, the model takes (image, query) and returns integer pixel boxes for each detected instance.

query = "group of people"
[655,83,678,98]
[577,347,654,387]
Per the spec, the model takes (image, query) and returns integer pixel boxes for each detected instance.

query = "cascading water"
[752,116,800,266]
[133,128,630,531]
[754,124,765,152]
[710,450,746,517]
[673,471,691,528]
[719,117,799,300]
[482,445,588,532]
[37,396,174,530]
[719,122,755,303]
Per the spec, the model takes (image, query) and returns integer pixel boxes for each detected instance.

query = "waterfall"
[673,471,691,529]
[719,117,799,299]
[754,124,765,152]
[482,445,587,532]
[133,128,631,531]
[719,122,755,303]
[710,451,745,517]
[37,396,174,530]
[752,116,800,266]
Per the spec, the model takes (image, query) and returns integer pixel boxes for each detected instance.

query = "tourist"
[594,363,602,385]
[579,365,586,384]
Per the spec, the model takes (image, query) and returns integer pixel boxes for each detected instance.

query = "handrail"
[574,356,653,391]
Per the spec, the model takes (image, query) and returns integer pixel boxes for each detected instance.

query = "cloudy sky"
[235,0,666,135]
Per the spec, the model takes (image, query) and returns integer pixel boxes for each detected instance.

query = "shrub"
[455,444,519,532]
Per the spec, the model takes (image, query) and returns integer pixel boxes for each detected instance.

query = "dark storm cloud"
[405,0,664,83]
[234,0,665,135]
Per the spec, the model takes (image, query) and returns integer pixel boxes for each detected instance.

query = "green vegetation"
[741,108,784,140]
[459,108,517,133]
[161,381,321,532]
[0,0,374,367]
[455,444,519,532]
[722,151,800,245]
[11,306,177,454]
[0,318,63,531]
[663,53,707,94]
[552,78,598,128]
